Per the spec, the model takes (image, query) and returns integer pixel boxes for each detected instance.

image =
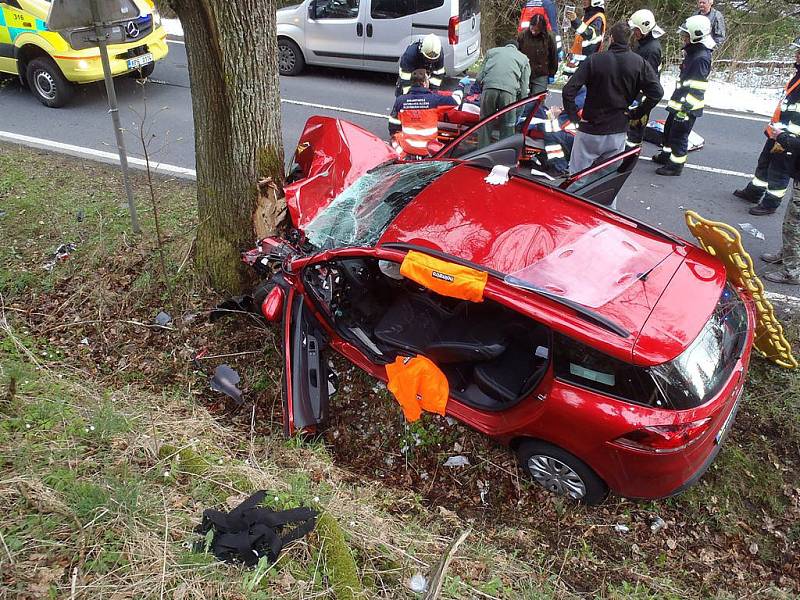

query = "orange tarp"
[400,250,488,302]
[385,355,449,422]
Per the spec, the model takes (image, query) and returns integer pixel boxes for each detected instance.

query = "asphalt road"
[0,39,797,295]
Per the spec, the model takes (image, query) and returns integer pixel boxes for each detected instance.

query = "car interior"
[303,257,552,411]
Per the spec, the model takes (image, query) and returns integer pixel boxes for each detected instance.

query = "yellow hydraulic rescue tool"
[685,211,798,369]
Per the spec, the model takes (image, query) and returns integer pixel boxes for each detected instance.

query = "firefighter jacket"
[564,7,605,74]
[769,66,800,137]
[666,43,712,118]
[563,41,663,135]
[518,0,562,58]
[388,86,458,135]
[517,28,558,78]
[634,33,662,74]
[476,44,531,100]
[398,41,446,94]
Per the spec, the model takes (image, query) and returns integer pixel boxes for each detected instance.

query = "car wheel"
[26,57,73,108]
[516,440,609,505]
[278,39,304,76]
[129,62,155,79]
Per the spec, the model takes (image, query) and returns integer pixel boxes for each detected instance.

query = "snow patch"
[661,71,782,117]
[162,18,184,37]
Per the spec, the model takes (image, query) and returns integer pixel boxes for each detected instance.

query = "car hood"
[285,116,397,230]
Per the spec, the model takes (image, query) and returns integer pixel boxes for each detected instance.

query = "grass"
[1,142,799,598]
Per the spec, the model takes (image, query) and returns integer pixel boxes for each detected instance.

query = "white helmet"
[628,9,665,38]
[420,34,442,60]
[590,0,604,7]
[679,14,715,49]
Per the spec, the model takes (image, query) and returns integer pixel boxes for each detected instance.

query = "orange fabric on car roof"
[400,250,488,302]
[385,355,449,422]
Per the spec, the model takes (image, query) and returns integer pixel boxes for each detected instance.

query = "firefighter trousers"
[662,113,697,166]
[742,139,794,210]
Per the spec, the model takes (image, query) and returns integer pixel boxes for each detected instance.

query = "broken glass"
[304,160,453,251]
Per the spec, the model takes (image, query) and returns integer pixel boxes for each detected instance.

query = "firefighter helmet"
[679,15,715,49]
[628,9,664,38]
[790,36,800,51]
[420,34,442,60]
[590,0,604,7]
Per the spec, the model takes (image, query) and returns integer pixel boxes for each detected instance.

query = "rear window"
[371,0,444,19]
[459,0,479,21]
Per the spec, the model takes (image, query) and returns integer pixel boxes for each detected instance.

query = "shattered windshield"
[304,161,453,250]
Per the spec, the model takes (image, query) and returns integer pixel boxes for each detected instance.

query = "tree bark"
[167,0,285,293]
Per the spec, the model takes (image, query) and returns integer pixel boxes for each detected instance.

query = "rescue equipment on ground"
[685,211,798,369]
[644,120,704,152]
[400,250,488,302]
[195,491,318,567]
[386,355,449,422]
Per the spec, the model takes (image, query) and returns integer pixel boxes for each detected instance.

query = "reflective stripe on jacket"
[564,8,605,74]
[666,43,711,118]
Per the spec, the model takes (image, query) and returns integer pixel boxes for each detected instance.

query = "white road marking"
[166,38,185,45]
[281,98,388,119]
[638,156,751,178]
[0,131,197,178]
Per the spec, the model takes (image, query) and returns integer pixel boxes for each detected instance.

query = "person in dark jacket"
[517,14,558,96]
[697,0,726,48]
[564,0,606,75]
[626,9,665,147]
[759,122,800,284]
[518,0,564,61]
[734,38,800,215]
[563,21,664,176]
[397,34,446,96]
[653,15,714,176]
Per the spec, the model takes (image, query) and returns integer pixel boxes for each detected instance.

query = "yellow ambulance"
[0,0,168,107]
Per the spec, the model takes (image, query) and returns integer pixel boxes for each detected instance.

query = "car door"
[0,0,28,74]
[304,0,365,69]
[281,281,332,435]
[558,146,641,207]
[434,94,545,166]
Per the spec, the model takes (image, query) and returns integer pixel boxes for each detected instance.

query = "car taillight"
[612,418,713,453]
[261,286,284,322]
[448,16,459,45]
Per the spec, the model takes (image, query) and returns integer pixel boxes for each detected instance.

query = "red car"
[239,96,755,504]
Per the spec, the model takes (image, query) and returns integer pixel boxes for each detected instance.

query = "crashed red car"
[238,96,755,505]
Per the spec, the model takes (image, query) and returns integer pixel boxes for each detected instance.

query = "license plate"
[127,53,153,70]
[467,41,478,55]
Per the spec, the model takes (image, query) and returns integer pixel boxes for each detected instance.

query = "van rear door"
[304,0,366,69]
[449,0,480,74]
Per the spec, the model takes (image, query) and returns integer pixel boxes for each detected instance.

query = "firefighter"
[563,0,606,76]
[760,122,800,284]
[733,38,800,216]
[388,69,461,156]
[653,15,714,177]
[518,0,564,61]
[397,34,446,96]
[626,9,665,148]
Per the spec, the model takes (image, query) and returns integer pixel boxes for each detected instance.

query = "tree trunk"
[167,0,285,293]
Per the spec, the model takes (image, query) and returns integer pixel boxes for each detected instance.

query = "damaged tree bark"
[165,0,285,293]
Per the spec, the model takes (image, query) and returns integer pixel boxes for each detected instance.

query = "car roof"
[378,163,726,365]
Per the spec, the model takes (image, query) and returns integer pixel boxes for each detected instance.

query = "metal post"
[89,0,140,234]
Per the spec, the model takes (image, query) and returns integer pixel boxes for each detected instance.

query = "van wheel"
[278,39,304,76]
[129,62,155,79]
[26,57,73,108]
[516,440,609,505]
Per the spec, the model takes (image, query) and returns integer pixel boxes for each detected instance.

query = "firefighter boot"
[651,151,670,165]
[733,188,761,204]
[655,163,683,177]
[760,252,783,264]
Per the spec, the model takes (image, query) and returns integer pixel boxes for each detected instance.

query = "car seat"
[473,337,549,403]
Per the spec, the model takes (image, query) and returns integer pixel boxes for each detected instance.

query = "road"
[0,38,797,296]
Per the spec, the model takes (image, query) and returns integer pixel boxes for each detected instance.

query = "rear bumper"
[448,42,480,75]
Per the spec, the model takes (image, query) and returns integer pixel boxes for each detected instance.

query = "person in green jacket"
[477,41,531,143]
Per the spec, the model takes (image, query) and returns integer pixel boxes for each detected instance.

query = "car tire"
[26,57,73,108]
[516,440,609,505]
[278,39,304,76]
[129,62,155,79]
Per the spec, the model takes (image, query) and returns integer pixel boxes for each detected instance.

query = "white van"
[277,0,480,77]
